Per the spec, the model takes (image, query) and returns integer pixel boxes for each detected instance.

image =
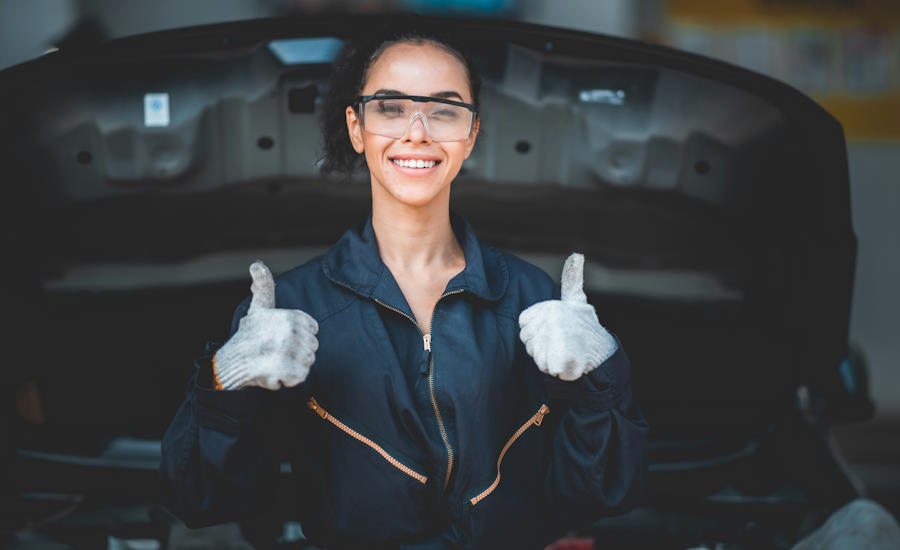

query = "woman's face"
[345,42,479,209]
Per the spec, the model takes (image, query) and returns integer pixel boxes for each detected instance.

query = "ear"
[463,116,480,159]
[345,105,364,154]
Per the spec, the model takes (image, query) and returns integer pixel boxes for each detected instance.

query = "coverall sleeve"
[159,297,295,528]
[538,285,649,532]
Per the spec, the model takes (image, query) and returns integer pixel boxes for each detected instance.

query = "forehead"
[362,42,471,100]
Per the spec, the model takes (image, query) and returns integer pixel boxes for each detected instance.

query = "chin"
[382,180,446,208]
[391,190,441,208]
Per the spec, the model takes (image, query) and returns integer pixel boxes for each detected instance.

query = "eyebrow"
[432,91,465,101]
[373,88,465,101]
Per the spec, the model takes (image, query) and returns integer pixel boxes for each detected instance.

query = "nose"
[402,112,432,144]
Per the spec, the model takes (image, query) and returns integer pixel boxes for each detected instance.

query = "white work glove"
[518,253,617,381]
[212,261,318,391]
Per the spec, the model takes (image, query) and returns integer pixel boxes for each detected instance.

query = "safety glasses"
[355,94,477,142]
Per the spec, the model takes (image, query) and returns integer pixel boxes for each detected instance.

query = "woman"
[160,27,648,549]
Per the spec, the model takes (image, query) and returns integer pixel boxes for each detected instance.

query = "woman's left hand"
[518,253,617,381]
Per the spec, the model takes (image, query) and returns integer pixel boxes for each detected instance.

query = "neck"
[370,190,463,274]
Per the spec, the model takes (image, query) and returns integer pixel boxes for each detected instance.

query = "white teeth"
[392,159,436,168]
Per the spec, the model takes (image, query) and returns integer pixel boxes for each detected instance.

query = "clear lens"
[362,98,473,141]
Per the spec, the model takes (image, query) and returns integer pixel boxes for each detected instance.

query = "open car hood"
[1,14,856,444]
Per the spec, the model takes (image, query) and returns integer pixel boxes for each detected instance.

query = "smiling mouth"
[391,158,441,169]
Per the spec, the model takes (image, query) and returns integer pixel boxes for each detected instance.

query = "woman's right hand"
[212,261,318,391]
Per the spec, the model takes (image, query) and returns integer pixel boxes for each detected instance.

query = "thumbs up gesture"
[518,253,617,381]
[212,261,319,391]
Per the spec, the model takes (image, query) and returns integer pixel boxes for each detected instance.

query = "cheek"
[444,144,468,170]
[363,149,379,171]
[361,136,388,167]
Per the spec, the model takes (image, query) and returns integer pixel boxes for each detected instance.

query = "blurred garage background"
[2,0,898,530]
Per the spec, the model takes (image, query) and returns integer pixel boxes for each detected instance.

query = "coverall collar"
[322,209,508,316]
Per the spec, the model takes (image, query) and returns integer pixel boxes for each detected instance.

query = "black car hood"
[1,14,856,438]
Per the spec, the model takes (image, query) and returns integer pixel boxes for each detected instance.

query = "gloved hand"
[518,253,617,381]
[212,261,318,391]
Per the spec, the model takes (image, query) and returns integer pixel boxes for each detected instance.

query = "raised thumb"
[248,260,275,314]
[560,252,587,304]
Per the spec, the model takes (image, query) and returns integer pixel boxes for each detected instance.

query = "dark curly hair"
[319,22,482,179]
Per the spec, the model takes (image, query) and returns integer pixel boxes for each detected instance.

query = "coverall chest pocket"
[462,404,550,547]
[305,397,432,539]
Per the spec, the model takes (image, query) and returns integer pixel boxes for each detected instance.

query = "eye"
[376,101,406,116]
[429,108,459,120]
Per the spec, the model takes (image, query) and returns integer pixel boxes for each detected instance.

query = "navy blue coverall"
[160,210,649,549]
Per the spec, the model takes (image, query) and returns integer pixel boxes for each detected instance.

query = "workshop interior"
[1,1,898,548]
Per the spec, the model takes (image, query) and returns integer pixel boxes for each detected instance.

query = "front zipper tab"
[534,404,550,426]
[423,333,431,351]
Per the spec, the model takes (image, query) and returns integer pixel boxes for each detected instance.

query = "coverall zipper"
[468,403,550,506]
[306,396,428,484]
[374,287,465,495]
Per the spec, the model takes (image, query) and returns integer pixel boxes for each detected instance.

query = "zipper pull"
[423,333,431,352]
[534,404,550,426]
[307,397,327,419]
